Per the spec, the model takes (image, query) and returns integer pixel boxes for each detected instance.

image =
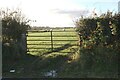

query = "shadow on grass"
[41,43,73,55]
[2,44,73,78]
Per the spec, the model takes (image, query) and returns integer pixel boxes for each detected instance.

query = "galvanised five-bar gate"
[26,28,79,54]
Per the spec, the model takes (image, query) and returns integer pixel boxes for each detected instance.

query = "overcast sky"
[0,0,119,27]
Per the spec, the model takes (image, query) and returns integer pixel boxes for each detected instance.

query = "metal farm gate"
[26,28,79,55]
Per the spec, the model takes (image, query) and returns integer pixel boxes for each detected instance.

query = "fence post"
[50,30,53,51]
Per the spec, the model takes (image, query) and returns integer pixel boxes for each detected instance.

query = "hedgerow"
[75,11,119,77]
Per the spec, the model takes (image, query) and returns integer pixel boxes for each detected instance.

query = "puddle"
[44,70,57,77]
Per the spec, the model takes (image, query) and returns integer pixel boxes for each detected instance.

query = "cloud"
[52,8,90,18]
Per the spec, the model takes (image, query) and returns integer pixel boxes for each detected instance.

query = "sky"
[0,0,119,27]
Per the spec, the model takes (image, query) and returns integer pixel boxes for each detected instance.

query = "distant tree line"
[30,26,74,30]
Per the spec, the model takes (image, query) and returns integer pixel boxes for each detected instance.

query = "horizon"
[0,0,119,27]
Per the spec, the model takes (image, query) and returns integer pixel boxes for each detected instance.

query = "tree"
[1,8,30,42]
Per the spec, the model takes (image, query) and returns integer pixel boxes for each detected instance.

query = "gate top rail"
[27,35,77,37]
[27,30,76,32]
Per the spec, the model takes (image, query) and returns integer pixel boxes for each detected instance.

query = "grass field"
[27,28,79,56]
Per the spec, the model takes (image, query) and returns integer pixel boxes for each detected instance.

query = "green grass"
[27,28,79,56]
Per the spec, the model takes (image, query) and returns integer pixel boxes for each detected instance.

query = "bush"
[1,8,31,59]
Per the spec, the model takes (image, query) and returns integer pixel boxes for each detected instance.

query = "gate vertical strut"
[50,30,53,51]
